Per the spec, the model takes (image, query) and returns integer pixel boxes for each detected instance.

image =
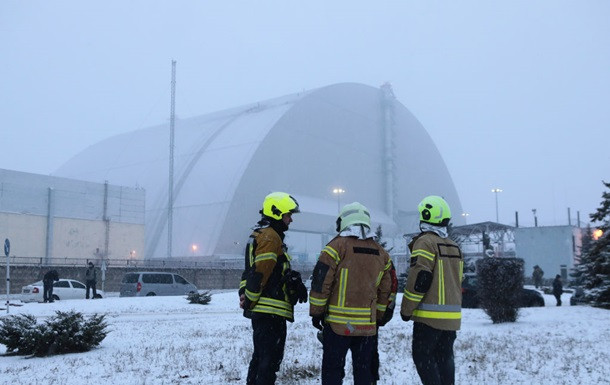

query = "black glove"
[283,269,308,304]
[296,282,308,303]
[401,313,411,322]
[312,315,325,331]
[283,269,303,287]
[377,303,395,327]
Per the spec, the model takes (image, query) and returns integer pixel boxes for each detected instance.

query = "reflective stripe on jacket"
[310,235,392,336]
[400,231,463,331]
[241,227,294,322]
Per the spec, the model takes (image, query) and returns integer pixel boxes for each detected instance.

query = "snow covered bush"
[187,291,212,305]
[0,310,108,356]
[476,257,524,323]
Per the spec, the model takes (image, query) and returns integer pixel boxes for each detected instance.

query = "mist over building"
[45,83,465,262]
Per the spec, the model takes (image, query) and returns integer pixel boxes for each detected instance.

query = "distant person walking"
[532,265,544,289]
[43,269,59,303]
[552,275,563,306]
[85,262,98,299]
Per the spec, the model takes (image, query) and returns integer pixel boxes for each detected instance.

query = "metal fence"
[4,256,316,272]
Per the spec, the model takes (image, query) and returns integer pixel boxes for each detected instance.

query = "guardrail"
[3,256,316,272]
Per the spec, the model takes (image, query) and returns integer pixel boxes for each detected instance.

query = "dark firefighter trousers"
[247,315,287,385]
[412,321,457,385]
[322,326,374,385]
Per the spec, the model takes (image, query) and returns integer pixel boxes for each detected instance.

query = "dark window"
[143,273,172,284]
[71,281,86,289]
[54,281,69,288]
[174,275,189,285]
[122,273,140,284]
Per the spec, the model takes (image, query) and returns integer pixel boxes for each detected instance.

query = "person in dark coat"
[552,275,563,306]
[532,265,544,289]
[85,262,98,299]
[43,270,59,303]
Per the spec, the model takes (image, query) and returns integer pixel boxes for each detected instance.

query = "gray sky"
[2,1,609,227]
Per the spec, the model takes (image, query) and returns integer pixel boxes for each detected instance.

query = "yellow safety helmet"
[418,195,451,226]
[261,192,300,220]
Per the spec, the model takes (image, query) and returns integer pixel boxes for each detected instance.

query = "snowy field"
[1,290,608,385]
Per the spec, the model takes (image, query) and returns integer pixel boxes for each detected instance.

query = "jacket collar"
[419,222,449,238]
[339,224,373,240]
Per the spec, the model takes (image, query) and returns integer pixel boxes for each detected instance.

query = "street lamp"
[532,209,538,227]
[332,188,345,213]
[491,188,502,223]
[191,244,198,256]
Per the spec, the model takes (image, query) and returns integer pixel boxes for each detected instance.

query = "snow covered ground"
[1,290,608,385]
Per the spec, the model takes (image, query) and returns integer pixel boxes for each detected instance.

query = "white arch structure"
[55,83,463,260]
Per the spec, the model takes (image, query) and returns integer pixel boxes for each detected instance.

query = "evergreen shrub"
[187,291,212,305]
[0,311,108,356]
[476,257,524,323]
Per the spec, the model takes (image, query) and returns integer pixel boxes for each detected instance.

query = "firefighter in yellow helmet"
[238,192,308,385]
[309,202,393,385]
[400,195,463,385]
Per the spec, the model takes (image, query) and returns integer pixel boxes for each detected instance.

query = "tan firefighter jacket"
[240,226,295,322]
[309,233,392,336]
[400,231,463,331]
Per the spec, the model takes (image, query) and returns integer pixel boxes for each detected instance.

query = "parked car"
[570,287,587,306]
[21,279,104,303]
[461,274,545,308]
[119,272,198,297]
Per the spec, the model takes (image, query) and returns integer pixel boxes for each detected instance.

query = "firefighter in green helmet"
[238,192,308,385]
[400,195,464,385]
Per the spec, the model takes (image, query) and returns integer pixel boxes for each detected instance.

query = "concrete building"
[0,168,145,263]
[514,225,583,281]
[54,82,464,261]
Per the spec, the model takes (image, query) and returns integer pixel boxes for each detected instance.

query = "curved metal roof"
[55,82,463,259]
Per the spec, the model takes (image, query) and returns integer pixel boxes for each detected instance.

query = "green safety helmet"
[261,192,300,220]
[336,202,371,232]
[418,195,451,226]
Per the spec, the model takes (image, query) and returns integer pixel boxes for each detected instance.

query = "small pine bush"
[476,257,524,323]
[187,291,212,305]
[0,311,108,356]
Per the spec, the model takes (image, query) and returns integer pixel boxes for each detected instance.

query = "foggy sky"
[1,1,609,228]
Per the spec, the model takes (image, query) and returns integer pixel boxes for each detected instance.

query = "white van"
[119,272,198,297]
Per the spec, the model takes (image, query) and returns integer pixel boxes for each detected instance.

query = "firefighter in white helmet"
[309,202,393,385]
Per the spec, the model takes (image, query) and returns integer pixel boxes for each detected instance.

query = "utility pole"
[5,238,10,314]
[491,188,502,223]
[532,208,538,227]
[167,60,176,259]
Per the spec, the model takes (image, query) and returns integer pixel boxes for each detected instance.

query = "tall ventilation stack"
[381,82,396,219]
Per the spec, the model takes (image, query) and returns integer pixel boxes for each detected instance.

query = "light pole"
[491,188,502,223]
[332,188,345,213]
[532,209,538,227]
[461,212,470,223]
